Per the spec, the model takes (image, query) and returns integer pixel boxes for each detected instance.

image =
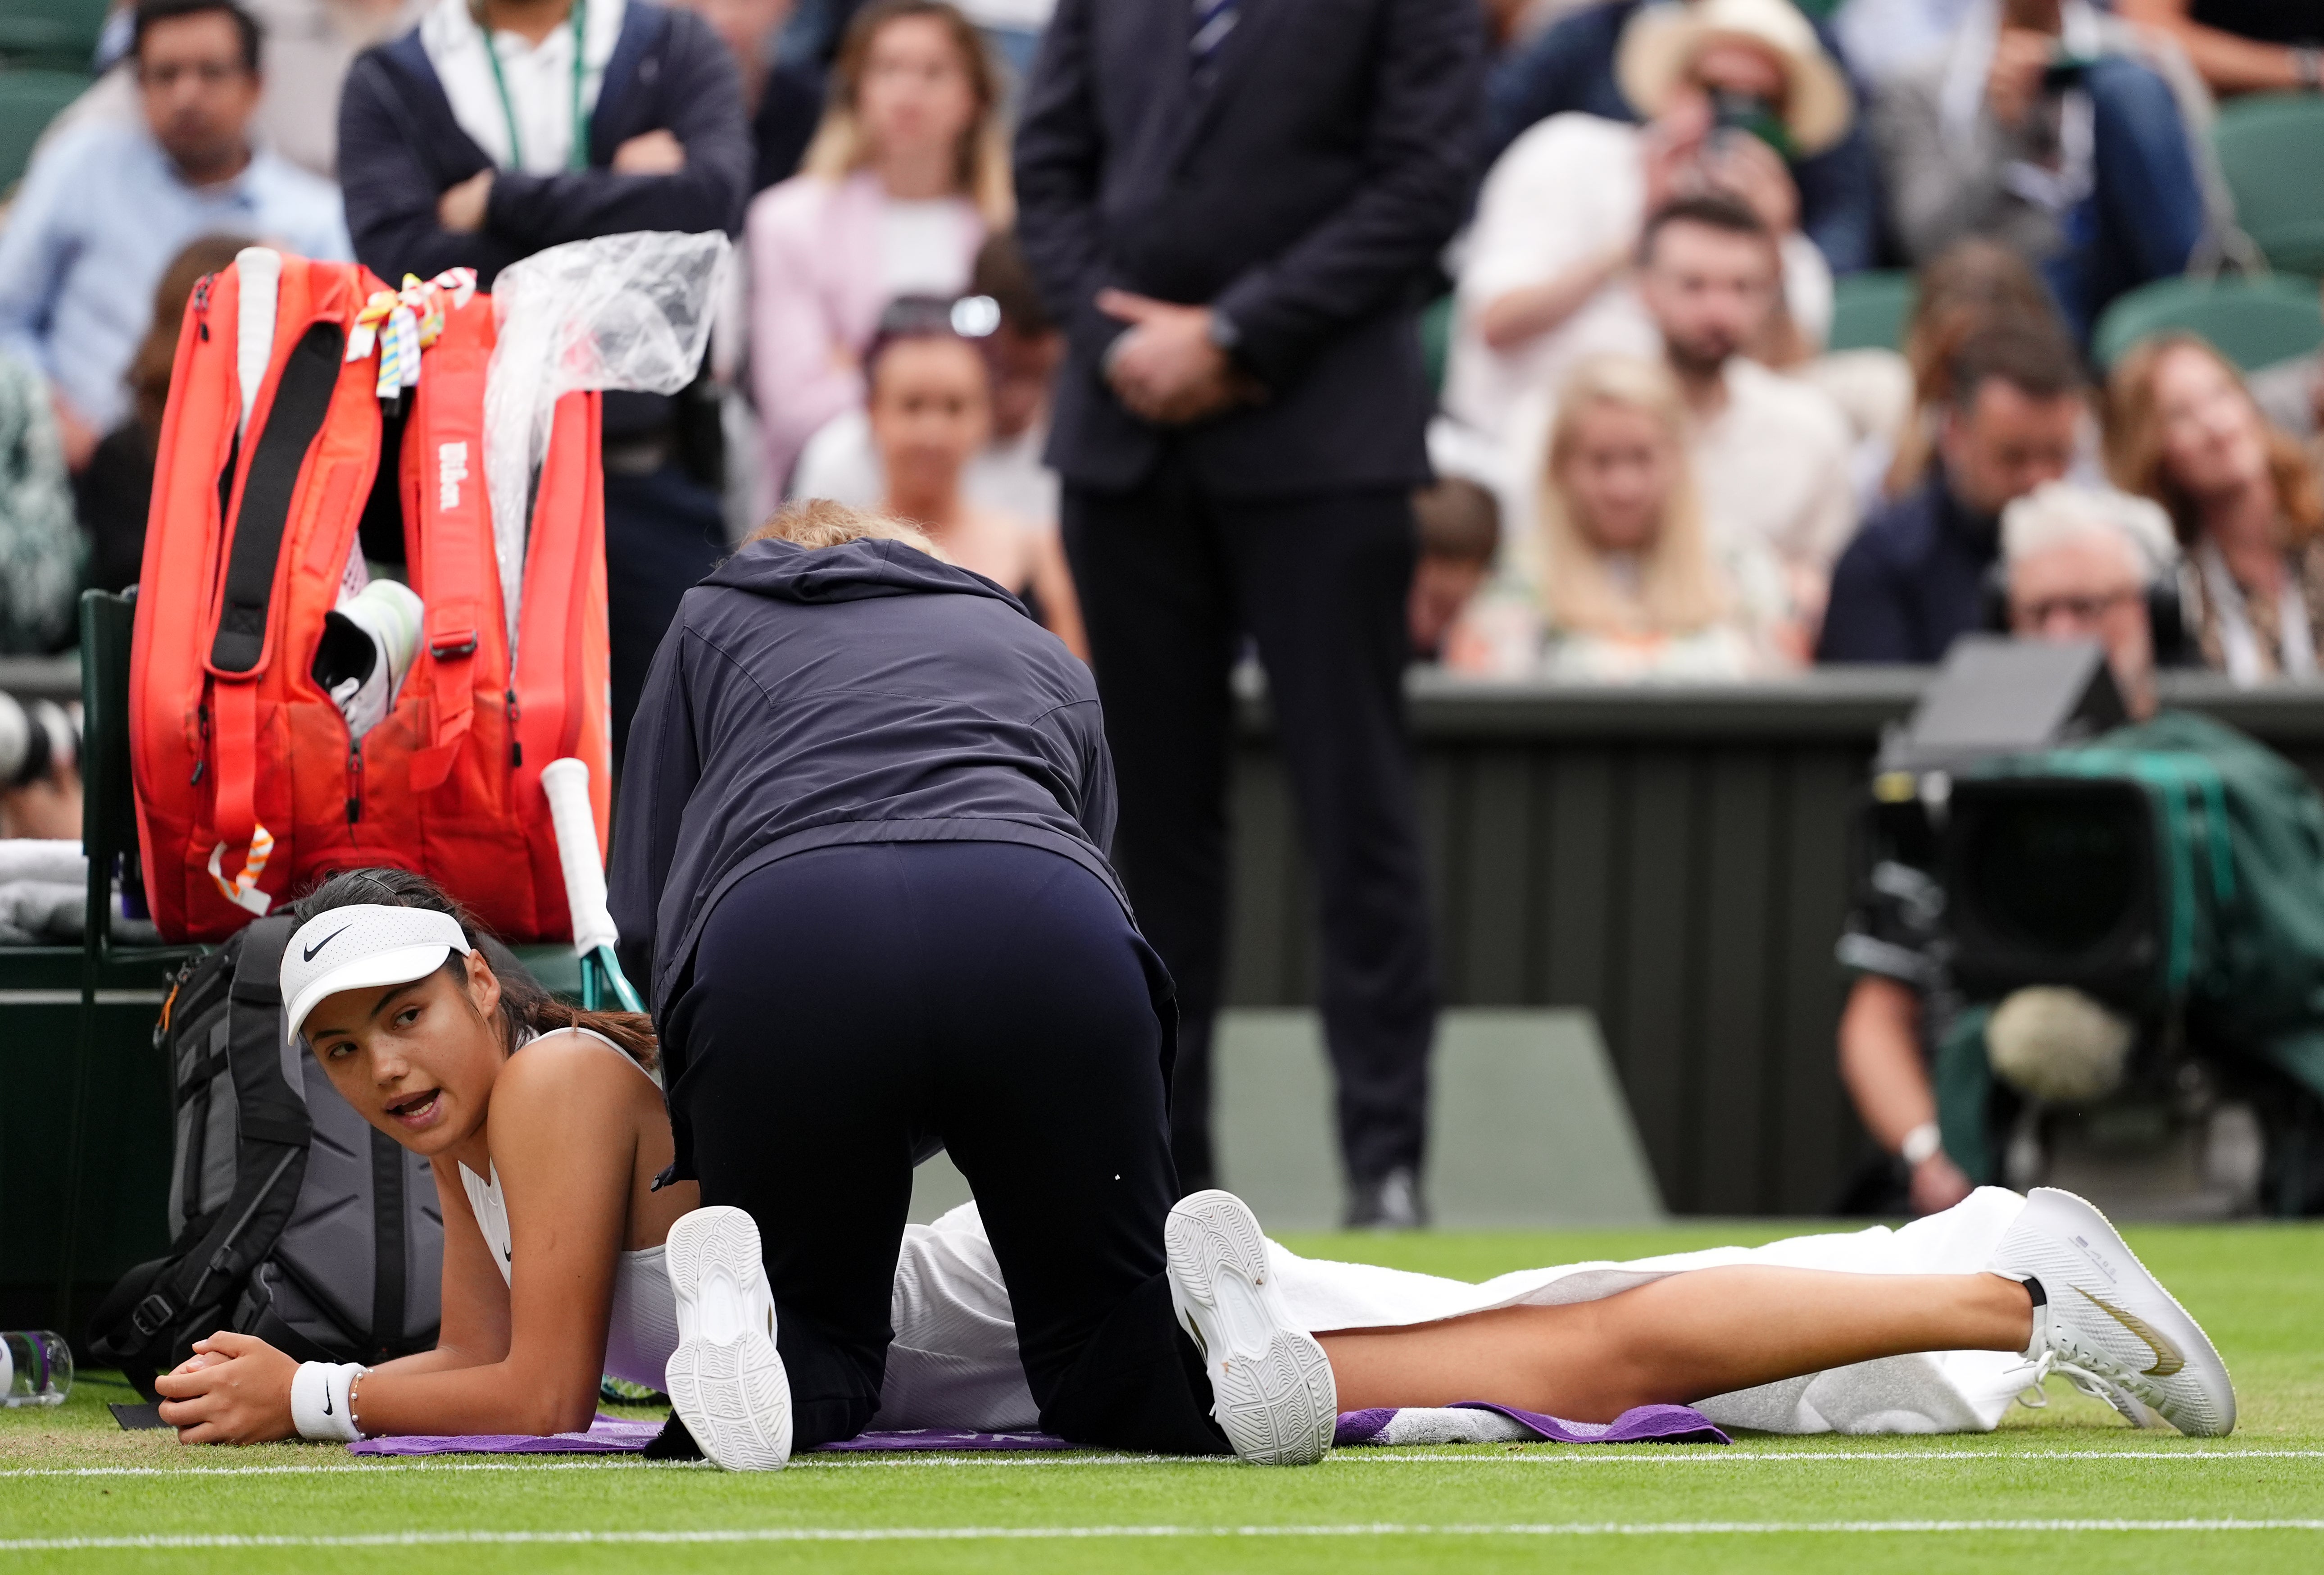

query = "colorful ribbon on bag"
[205,822,277,916]
[346,269,478,399]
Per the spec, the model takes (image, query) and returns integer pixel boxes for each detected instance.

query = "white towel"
[872,1190,2036,1436]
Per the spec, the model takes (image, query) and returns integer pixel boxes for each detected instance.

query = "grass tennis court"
[6,1222,2320,1572]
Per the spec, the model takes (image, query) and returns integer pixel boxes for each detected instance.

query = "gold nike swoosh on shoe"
[2078,1287,2186,1376]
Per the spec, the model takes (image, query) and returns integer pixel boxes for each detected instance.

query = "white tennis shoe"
[1988,1187,2236,1437]
[1165,1189,1337,1466]
[663,1206,794,1470]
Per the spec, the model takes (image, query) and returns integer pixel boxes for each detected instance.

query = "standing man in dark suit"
[1014,0,1483,1227]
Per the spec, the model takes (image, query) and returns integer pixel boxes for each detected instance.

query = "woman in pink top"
[748,0,1012,491]
[867,296,1088,660]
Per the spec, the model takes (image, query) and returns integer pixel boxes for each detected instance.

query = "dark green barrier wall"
[1222,669,2324,1216]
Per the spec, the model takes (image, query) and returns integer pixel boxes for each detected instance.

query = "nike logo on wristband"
[322,1388,334,1415]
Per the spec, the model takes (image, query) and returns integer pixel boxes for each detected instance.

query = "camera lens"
[1963,796,2139,958]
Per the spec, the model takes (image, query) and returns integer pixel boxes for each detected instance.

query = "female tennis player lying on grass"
[153,870,2238,1457]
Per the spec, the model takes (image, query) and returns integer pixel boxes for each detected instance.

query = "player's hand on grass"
[152,1332,300,1444]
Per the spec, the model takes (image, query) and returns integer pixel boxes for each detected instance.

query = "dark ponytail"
[292,868,658,1070]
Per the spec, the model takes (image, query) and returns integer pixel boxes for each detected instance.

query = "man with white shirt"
[0,0,349,473]
[1443,0,1845,456]
[1638,195,1856,647]
[338,0,750,754]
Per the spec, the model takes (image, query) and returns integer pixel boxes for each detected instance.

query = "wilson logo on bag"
[130,250,612,943]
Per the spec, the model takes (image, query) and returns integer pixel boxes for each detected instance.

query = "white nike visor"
[281,905,477,1045]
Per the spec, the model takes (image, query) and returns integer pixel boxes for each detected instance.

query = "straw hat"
[1617,0,1855,158]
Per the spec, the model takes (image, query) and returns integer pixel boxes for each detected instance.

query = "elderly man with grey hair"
[1999,480,2179,720]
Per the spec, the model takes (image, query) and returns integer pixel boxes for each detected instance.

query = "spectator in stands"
[2106,334,2324,683]
[1015,0,1481,1226]
[1837,482,2174,1215]
[2117,0,2323,98]
[1445,5,1844,455]
[337,0,751,755]
[1881,238,2057,500]
[1484,0,1880,274]
[792,231,1061,529]
[1409,477,1501,663]
[1450,355,1790,680]
[1867,0,2220,342]
[0,0,348,476]
[0,355,81,655]
[862,296,1085,656]
[1634,196,1855,653]
[45,1,423,180]
[1818,317,2086,664]
[749,0,1009,493]
[669,0,824,190]
[77,234,254,597]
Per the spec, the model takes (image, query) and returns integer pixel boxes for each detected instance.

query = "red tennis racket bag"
[130,250,612,943]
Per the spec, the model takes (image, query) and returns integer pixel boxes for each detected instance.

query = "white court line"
[3,1520,2323,1551]
[5,1448,2321,1479]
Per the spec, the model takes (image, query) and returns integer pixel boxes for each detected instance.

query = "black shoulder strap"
[209,322,346,674]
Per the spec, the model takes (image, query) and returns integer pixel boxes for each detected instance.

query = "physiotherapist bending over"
[606,500,1335,1468]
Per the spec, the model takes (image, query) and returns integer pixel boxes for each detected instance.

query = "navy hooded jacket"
[606,536,1124,1018]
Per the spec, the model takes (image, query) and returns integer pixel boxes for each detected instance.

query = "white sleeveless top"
[455,1029,681,1393]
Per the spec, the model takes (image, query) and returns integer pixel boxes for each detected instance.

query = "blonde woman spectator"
[1451,356,1791,680]
[2107,334,2324,683]
[748,0,1010,491]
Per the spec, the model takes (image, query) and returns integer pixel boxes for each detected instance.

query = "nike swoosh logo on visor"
[2078,1288,2185,1376]
[303,926,353,963]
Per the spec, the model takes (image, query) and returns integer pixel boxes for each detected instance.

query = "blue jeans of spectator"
[2043,57,2206,341]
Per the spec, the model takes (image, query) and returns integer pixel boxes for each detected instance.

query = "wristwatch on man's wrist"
[2294,45,2323,92]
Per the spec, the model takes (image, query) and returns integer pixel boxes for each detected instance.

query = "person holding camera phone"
[1867,0,2225,342]
[1444,0,1846,457]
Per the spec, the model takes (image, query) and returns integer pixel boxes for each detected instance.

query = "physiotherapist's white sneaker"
[1166,1189,1337,1466]
[663,1206,794,1470]
[1988,1187,2237,1437]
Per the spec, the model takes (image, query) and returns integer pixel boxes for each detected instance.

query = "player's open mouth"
[386,1089,442,1127]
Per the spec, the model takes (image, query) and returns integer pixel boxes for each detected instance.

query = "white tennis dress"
[455,1029,681,1393]
[460,1029,2038,1434]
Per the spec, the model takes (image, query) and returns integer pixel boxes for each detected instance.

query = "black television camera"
[1850,638,2324,1217]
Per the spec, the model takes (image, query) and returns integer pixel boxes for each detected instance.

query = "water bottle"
[0,1331,72,1407]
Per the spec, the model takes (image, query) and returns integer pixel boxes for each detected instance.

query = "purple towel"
[350,1403,1723,1457]
[1332,1402,1729,1447]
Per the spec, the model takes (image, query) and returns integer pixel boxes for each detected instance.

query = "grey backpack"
[88,914,453,1397]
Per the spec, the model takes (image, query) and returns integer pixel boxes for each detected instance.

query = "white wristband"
[1900,1120,1943,1168]
[290,1361,367,1441]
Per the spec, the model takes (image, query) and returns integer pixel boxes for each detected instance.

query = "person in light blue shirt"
[0,0,349,471]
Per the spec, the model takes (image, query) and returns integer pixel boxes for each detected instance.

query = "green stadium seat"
[2093,274,2324,371]
[2213,93,2324,278]
[0,0,108,68]
[1826,269,1916,353]
[1421,291,1454,399]
[0,68,89,189]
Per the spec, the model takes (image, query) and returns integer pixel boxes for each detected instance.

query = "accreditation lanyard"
[478,0,592,173]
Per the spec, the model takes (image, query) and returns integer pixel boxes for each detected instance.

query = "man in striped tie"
[1016,0,1484,1228]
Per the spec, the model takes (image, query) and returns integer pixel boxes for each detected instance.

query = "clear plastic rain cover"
[484,231,733,642]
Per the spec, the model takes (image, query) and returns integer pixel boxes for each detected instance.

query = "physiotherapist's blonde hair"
[748,498,950,562]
